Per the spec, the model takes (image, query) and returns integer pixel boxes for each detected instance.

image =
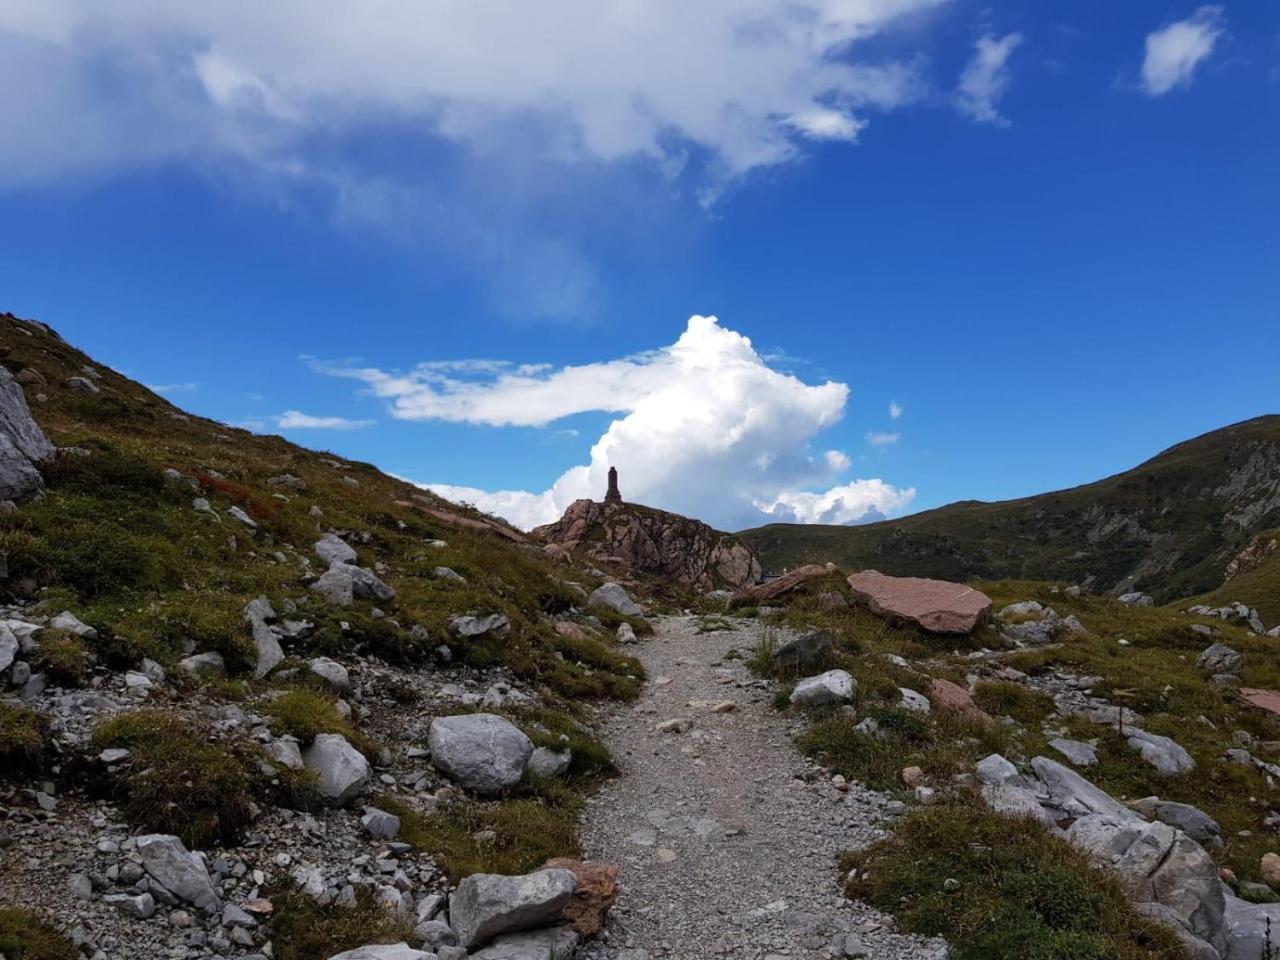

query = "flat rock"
[1048,737,1098,768]
[315,533,357,566]
[733,564,830,604]
[327,945,434,960]
[467,926,579,960]
[846,571,992,634]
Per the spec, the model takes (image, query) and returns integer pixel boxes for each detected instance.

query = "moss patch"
[267,887,411,960]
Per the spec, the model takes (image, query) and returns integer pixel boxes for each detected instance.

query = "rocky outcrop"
[532,499,761,590]
[847,571,992,634]
[978,753,1280,959]
[0,364,56,501]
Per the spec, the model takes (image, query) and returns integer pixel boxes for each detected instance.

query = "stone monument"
[605,466,622,503]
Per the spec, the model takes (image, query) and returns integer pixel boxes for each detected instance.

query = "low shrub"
[0,703,49,777]
[385,794,579,880]
[267,887,411,960]
[31,631,92,686]
[90,710,255,848]
[0,908,77,960]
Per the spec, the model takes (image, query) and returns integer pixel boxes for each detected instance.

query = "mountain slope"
[741,415,1280,602]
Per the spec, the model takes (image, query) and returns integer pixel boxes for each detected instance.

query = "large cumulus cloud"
[322,315,915,530]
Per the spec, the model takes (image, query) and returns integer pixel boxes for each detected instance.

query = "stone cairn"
[605,466,623,504]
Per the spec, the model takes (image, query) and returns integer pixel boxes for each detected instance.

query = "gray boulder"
[315,533,357,567]
[303,733,371,804]
[1030,756,1130,820]
[468,926,580,960]
[1197,643,1242,676]
[899,688,931,713]
[616,622,637,645]
[1118,592,1155,606]
[768,630,834,674]
[588,582,642,617]
[526,747,572,780]
[448,868,577,949]
[789,670,855,707]
[345,563,396,602]
[137,834,221,914]
[311,567,355,606]
[360,807,401,840]
[449,614,511,640]
[105,892,155,919]
[327,946,435,960]
[0,623,16,673]
[179,651,226,677]
[428,714,532,795]
[1068,814,1224,947]
[308,657,351,692]
[244,596,284,679]
[1126,728,1195,777]
[1048,738,1098,768]
[1133,799,1222,844]
[0,365,55,501]
[1221,895,1280,960]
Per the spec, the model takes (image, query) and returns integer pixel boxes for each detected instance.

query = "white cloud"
[1141,6,1225,96]
[0,1,946,190]
[275,410,375,430]
[325,315,914,530]
[889,400,903,419]
[955,32,1022,126]
[147,381,198,394]
[866,431,901,446]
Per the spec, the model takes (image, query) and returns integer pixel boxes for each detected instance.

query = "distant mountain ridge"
[740,415,1280,603]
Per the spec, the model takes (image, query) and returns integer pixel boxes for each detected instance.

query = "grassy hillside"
[742,415,1280,604]
[0,312,649,957]
[1183,531,1280,626]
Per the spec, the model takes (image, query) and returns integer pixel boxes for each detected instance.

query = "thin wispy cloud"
[867,431,901,446]
[955,32,1023,126]
[147,382,198,394]
[1141,6,1226,96]
[275,410,375,431]
[318,316,915,529]
[889,400,903,420]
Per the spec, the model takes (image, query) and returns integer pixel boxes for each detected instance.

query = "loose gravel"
[578,615,948,960]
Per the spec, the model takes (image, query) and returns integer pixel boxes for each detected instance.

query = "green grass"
[798,706,1006,791]
[0,908,77,960]
[381,790,580,880]
[31,630,92,686]
[1184,536,1280,628]
[0,702,49,777]
[90,710,256,848]
[845,800,1188,960]
[267,887,411,960]
[973,680,1056,725]
[261,688,380,759]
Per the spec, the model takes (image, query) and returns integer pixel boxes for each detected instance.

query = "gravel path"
[579,616,948,960]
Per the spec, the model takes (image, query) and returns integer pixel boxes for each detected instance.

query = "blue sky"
[1,1,1276,530]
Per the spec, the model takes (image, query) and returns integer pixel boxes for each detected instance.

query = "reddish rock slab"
[418,504,527,543]
[543,857,619,936]
[846,571,992,634]
[927,678,993,724]
[554,621,597,644]
[733,564,832,605]
[1240,688,1280,717]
